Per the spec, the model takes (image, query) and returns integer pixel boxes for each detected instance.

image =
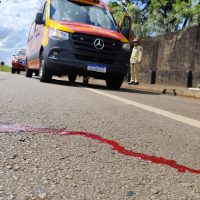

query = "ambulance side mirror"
[119,15,132,42]
[35,12,44,25]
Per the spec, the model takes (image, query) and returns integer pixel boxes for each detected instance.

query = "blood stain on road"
[0,123,200,174]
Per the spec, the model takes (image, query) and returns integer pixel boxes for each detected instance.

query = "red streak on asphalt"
[61,131,200,174]
[0,123,200,174]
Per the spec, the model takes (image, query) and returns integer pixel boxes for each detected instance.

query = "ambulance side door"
[34,2,47,64]
[27,22,36,69]
[119,14,132,42]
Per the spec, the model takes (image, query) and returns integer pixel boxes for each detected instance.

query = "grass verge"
[0,65,11,72]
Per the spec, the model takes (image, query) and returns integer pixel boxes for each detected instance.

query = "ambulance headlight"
[122,43,130,51]
[49,28,69,40]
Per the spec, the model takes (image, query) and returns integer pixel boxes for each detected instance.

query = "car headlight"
[49,28,69,40]
[122,43,130,51]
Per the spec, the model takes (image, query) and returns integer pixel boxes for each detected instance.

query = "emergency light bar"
[71,0,100,5]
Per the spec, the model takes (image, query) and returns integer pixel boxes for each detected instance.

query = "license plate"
[87,64,107,73]
[22,61,26,66]
[20,61,26,66]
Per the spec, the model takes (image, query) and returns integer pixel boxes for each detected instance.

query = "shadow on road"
[34,77,160,96]
[86,83,160,96]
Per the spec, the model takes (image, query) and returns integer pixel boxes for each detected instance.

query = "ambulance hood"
[54,21,127,42]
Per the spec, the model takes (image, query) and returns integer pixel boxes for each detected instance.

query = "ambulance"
[26,0,132,89]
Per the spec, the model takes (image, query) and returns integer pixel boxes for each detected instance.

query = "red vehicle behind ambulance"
[12,49,26,74]
[26,0,132,89]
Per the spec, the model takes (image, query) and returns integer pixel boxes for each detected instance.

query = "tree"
[173,0,200,28]
[144,0,177,33]
[109,0,200,38]
[109,1,148,38]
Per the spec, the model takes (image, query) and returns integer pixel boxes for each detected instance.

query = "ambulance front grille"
[71,33,122,64]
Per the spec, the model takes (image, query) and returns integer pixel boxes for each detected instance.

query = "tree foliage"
[109,0,200,38]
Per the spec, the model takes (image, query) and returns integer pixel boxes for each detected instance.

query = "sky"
[0,0,41,65]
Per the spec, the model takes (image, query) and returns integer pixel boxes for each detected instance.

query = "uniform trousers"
[130,63,140,82]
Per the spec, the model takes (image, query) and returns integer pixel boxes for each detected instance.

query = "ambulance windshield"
[50,0,117,31]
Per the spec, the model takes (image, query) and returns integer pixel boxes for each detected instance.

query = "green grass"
[0,65,11,72]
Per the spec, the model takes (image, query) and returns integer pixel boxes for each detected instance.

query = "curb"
[123,84,200,99]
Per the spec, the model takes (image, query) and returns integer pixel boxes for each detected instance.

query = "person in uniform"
[129,37,143,85]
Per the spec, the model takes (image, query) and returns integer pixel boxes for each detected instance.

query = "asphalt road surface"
[0,71,200,200]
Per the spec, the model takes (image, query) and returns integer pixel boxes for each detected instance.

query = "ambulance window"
[28,23,35,40]
[88,8,115,30]
[50,0,117,31]
[124,17,130,28]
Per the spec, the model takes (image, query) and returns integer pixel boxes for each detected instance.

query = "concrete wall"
[140,25,200,87]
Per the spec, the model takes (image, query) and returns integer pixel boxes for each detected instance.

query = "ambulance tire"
[106,75,124,89]
[68,74,77,83]
[26,68,33,78]
[39,53,52,83]
[35,71,39,76]
[11,69,15,74]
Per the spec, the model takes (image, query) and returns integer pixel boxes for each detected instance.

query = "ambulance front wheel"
[106,75,124,89]
[39,52,52,83]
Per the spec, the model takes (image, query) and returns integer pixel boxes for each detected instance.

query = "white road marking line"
[86,88,200,129]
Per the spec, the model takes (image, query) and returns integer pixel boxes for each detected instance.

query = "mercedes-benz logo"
[94,38,104,50]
